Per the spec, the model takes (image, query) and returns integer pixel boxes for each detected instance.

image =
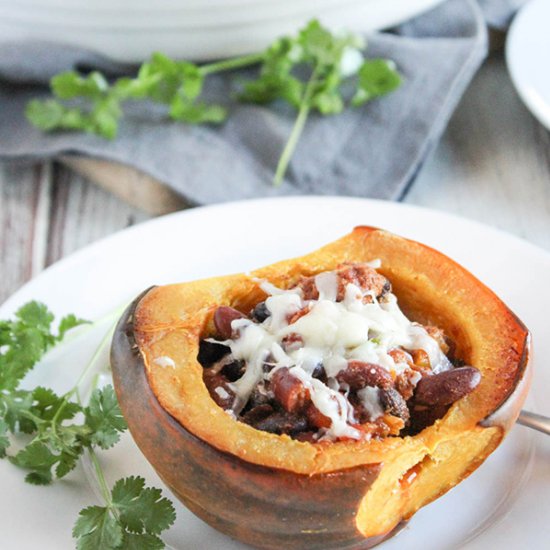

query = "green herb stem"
[273,68,319,187]
[199,52,265,76]
[88,446,114,508]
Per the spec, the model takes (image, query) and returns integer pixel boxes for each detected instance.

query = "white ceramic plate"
[1,197,549,549]
[507,0,550,130]
[0,0,444,61]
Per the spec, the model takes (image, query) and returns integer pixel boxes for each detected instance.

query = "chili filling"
[199,262,481,442]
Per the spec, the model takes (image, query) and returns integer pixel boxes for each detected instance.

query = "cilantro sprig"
[26,19,401,186]
[0,302,176,549]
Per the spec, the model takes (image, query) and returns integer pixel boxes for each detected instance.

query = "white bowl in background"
[0,0,444,62]
[506,0,550,131]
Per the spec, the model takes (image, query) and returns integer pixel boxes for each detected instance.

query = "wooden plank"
[406,55,550,252]
[45,163,152,266]
[59,156,188,216]
[0,162,52,304]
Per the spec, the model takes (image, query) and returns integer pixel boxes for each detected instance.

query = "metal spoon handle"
[518,410,550,435]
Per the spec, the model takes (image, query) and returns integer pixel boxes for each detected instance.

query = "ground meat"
[380,388,410,424]
[424,325,450,355]
[336,361,393,391]
[394,370,419,401]
[298,263,391,302]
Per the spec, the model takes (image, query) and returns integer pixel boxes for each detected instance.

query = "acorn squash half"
[110,226,531,550]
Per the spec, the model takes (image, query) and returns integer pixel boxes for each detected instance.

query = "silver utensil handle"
[518,410,550,435]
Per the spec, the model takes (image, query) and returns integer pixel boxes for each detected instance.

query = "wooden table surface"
[2,53,550,305]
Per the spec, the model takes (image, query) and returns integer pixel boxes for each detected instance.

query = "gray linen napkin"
[0,0,491,204]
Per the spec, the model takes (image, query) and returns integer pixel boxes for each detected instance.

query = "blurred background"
[1,0,549,303]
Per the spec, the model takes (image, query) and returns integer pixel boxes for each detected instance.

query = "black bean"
[247,387,273,409]
[252,301,271,322]
[253,412,309,435]
[197,340,230,367]
[312,364,327,383]
[221,360,246,382]
[241,404,274,425]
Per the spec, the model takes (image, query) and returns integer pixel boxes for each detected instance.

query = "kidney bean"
[271,367,310,413]
[306,403,332,429]
[414,366,481,407]
[251,301,271,322]
[380,388,410,424]
[197,340,230,367]
[213,306,246,339]
[336,361,393,391]
[407,404,450,435]
[203,371,236,409]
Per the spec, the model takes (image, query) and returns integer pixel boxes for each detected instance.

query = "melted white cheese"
[153,356,175,369]
[224,267,452,440]
[357,387,384,421]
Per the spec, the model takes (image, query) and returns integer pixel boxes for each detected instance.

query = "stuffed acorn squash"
[111,226,531,550]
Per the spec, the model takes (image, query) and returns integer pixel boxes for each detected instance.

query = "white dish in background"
[506,0,550,130]
[0,0,445,61]
[0,196,549,549]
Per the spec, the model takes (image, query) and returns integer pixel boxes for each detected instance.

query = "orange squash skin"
[110,227,531,549]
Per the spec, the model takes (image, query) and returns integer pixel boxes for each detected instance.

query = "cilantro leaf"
[58,313,89,341]
[73,476,176,550]
[0,301,88,392]
[31,386,81,422]
[85,386,128,449]
[73,506,124,550]
[2,390,36,434]
[52,71,109,100]
[112,476,176,535]
[10,441,59,485]
[352,59,402,106]
[16,301,54,333]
